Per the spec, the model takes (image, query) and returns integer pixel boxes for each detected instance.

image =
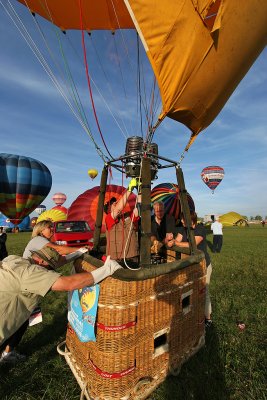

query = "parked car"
[52,220,94,248]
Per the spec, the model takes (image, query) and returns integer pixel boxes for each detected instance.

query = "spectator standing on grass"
[0,246,121,364]
[167,212,213,327]
[0,227,8,261]
[211,216,223,253]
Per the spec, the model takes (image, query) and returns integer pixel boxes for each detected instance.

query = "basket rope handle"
[56,340,71,356]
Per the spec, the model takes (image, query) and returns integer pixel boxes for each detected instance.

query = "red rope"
[78,0,112,159]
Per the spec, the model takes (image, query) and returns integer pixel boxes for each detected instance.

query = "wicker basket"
[61,256,206,399]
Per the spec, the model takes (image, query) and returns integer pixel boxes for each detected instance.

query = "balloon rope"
[110,0,158,138]
[145,76,157,144]
[78,0,113,159]
[32,3,93,143]
[118,167,126,260]
[123,161,142,271]
[2,0,108,163]
[89,35,129,140]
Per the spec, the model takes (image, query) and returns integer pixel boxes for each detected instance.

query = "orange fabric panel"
[127,0,267,136]
[18,0,267,141]
[18,0,134,30]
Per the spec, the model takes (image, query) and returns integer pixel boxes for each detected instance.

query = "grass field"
[0,227,266,400]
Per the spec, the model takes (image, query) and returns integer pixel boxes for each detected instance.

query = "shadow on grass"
[206,239,214,253]
[0,310,71,399]
[151,274,229,400]
[157,324,229,400]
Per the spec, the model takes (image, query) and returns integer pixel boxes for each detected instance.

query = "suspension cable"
[78,0,113,159]
[2,0,108,163]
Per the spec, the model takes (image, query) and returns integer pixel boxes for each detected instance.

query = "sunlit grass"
[1,227,266,399]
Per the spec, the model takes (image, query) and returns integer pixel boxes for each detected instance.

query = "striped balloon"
[0,153,52,225]
[52,192,67,206]
[201,166,225,193]
[151,183,195,220]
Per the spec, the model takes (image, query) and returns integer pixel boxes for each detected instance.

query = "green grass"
[1,227,267,400]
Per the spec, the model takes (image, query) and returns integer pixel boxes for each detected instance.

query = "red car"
[52,220,94,248]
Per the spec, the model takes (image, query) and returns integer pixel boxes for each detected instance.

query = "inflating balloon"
[67,185,136,233]
[0,212,30,230]
[201,166,225,193]
[36,209,67,223]
[52,193,67,206]
[15,1,266,151]
[151,183,195,220]
[52,205,68,215]
[88,169,98,180]
[35,204,46,215]
[0,153,52,225]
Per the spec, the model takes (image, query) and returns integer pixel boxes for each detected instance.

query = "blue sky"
[1,2,267,220]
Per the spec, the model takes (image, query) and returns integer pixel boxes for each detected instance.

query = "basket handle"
[57,340,71,356]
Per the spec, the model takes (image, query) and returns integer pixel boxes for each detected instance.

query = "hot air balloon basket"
[61,258,206,399]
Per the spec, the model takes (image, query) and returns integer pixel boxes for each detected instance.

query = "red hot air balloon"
[52,205,68,215]
[67,185,136,233]
[52,193,67,206]
[201,166,225,193]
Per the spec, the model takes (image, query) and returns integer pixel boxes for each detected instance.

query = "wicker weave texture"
[65,259,206,399]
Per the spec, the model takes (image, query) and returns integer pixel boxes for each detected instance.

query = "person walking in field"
[0,247,121,364]
[211,217,223,253]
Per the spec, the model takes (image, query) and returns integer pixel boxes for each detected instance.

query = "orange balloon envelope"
[67,185,136,233]
[17,0,267,148]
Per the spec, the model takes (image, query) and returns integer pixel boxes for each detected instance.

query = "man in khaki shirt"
[0,246,121,364]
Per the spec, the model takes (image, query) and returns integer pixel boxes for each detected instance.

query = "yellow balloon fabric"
[18,0,267,145]
[88,169,98,180]
[36,209,67,223]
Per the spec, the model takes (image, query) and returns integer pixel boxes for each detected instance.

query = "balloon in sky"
[0,153,52,225]
[88,169,98,180]
[52,193,67,206]
[201,166,225,193]
[151,183,195,220]
[36,209,67,223]
[67,185,136,233]
[35,204,46,215]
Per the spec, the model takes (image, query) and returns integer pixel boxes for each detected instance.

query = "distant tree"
[250,216,254,221]
[255,215,262,221]
[265,216,267,220]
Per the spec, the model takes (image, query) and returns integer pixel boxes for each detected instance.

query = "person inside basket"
[0,247,121,364]
[104,178,141,263]
[167,211,213,327]
[151,201,176,253]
